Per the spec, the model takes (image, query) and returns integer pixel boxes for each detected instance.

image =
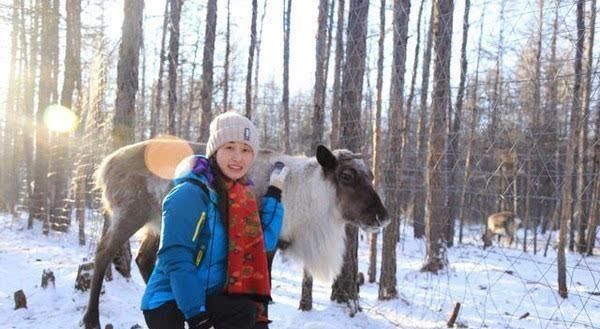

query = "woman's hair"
[208,156,229,227]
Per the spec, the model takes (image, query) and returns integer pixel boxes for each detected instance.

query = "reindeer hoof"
[81,311,101,329]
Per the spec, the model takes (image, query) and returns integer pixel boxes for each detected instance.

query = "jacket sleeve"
[159,182,209,320]
[260,186,284,252]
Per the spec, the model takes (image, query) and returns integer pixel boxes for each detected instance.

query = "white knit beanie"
[205,111,260,158]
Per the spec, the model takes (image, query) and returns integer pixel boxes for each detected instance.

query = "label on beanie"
[244,128,251,141]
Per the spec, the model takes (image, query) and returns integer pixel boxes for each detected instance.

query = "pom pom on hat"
[205,111,259,158]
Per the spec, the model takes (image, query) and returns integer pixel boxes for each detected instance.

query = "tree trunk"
[331,0,369,314]
[150,0,169,137]
[31,0,59,231]
[26,0,40,229]
[245,0,258,118]
[489,1,506,149]
[199,0,217,142]
[379,0,410,301]
[50,0,81,232]
[446,0,470,247]
[110,0,144,278]
[252,0,268,112]
[282,0,292,153]
[558,0,585,298]
[329,0,345,149]
[421,0,453,273]
[459,2,483,244]
[576,0,596,254]
[413,2,434,239]
[368,0,386,285]
[310,0,330,153]
[3,0,20,214]
[223,0,231,113]
[166,0,182,135]
[586,0,598,255]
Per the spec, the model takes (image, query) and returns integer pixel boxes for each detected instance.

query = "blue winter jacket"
[141,155,284,320]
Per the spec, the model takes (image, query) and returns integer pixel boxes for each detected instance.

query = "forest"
[0,0,599,328]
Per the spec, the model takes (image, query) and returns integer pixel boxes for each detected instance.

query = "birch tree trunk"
[310,0,330,153]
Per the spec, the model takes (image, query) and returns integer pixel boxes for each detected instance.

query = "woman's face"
[215,141,255,180]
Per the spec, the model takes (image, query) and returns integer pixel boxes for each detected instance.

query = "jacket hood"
[173,155,214,186]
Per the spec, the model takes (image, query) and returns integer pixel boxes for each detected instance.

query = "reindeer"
[482,211,521,249]
[81,139,389,329]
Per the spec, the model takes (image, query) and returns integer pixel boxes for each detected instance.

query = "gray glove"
[269,162,289,191]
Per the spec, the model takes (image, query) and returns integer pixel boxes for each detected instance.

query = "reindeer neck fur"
[282,158,346,282]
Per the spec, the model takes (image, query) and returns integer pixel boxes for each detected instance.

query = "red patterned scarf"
[224,181,271,303]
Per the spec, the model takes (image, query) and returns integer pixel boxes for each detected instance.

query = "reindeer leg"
[135,232,160,283]
[82,205,151,329]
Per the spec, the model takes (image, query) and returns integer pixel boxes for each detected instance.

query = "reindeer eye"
[339,171,354,183]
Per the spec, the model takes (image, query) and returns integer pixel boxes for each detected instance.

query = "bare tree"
[458,9,485,243]
[379,0,410,300]
[446,0,470,247]
[282,0,292,153]
[558,0,585,298]
[109,0,144,278]
[310,0,330,153]
[368,0,386,285]
[331,0,369,314]
[576,0,596,253]
[413,2,434,239]
[25,0,40,229]
[150,0,169,137]
[2,0,21,214]
[31,0,60,232]
[166,0,182,135]
[330,0,345,148]
[421,0,454,273]
[49,0,82,232]
[245,0,258,118]
[199,0,217,142]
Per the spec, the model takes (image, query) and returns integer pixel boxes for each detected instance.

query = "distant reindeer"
[81,139,389,329]
[482,211,522,249]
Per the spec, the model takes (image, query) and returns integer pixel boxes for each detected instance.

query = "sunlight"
[144,136,194,180]
[43,105,79,133]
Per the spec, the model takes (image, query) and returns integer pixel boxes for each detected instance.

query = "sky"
[1,211,599,328]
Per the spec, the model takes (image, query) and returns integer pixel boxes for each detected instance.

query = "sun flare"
[43,105,79,133]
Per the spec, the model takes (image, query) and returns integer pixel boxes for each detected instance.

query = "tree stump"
[75,262,94,292]
[14,290,27,309]
[41,269,55,288]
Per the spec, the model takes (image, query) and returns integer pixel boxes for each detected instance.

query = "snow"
[0,213,599,329]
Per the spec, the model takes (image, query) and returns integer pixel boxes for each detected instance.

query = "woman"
[141,112,288,329]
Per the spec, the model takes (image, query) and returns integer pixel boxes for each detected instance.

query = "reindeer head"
[317,145,390,232]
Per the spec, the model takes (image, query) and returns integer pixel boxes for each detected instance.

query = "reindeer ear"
[316,145,337,171]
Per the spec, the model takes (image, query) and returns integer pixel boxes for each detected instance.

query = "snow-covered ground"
[0,213,599,328]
